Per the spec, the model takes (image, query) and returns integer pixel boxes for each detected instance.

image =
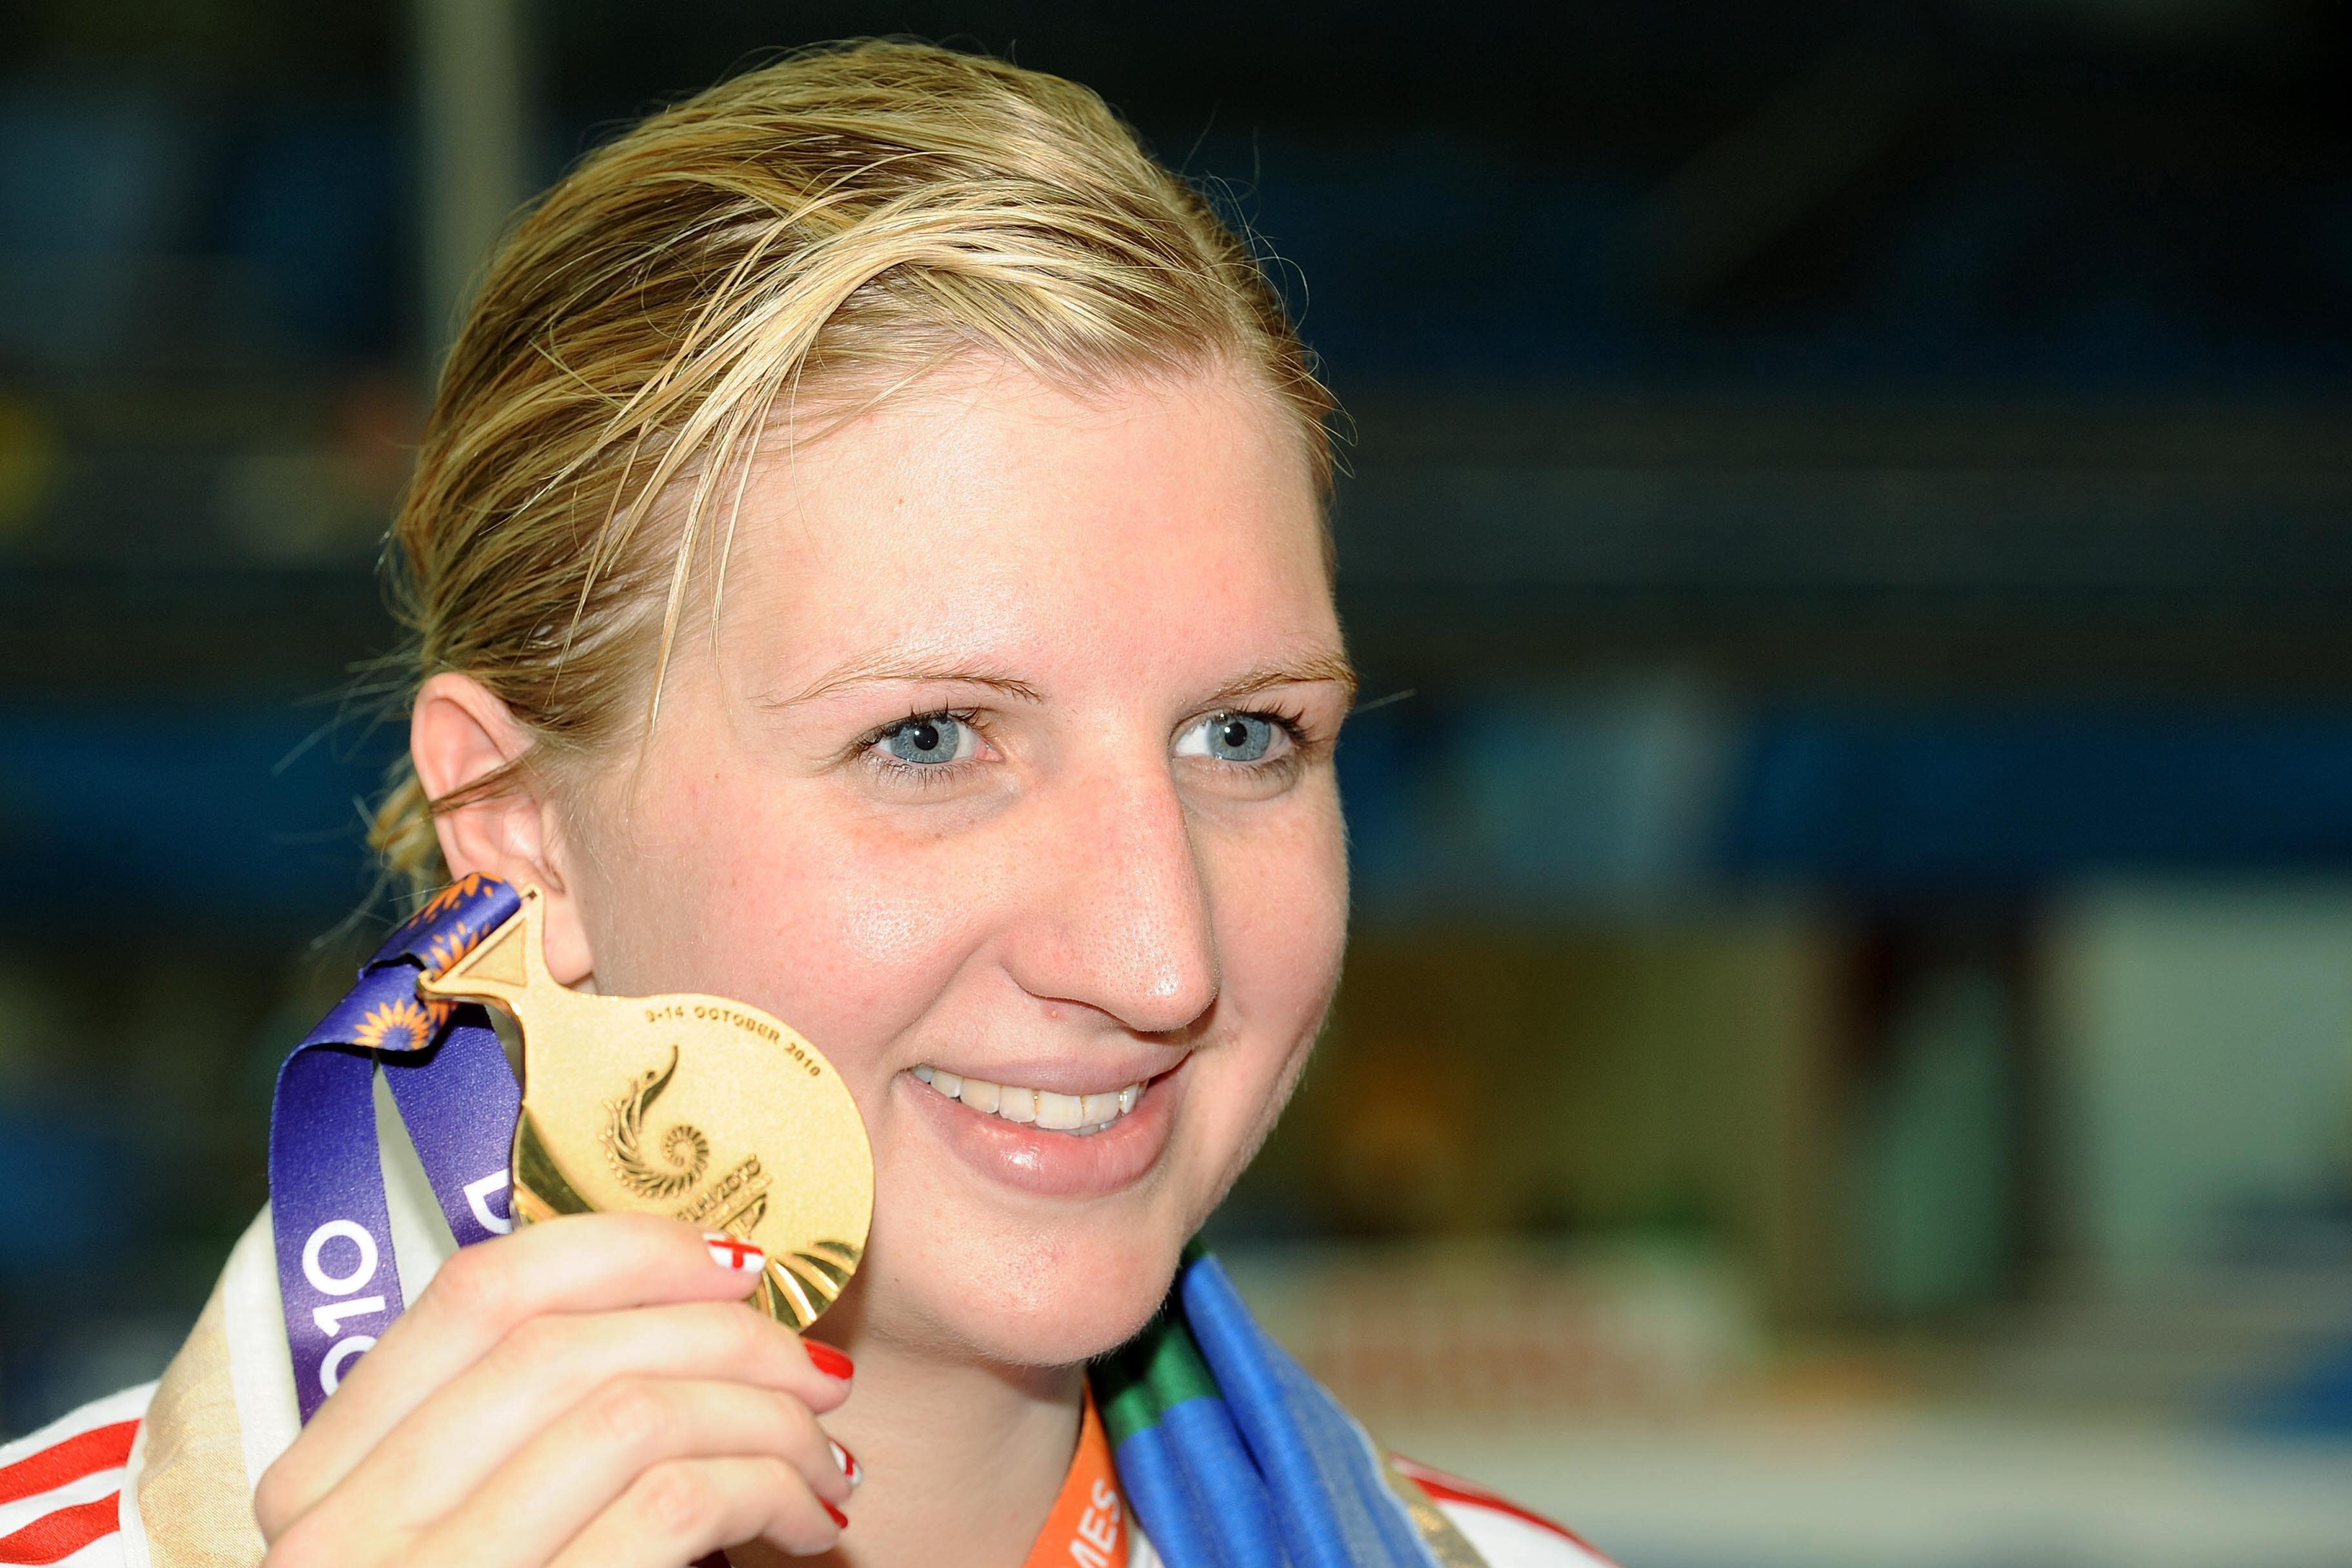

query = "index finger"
[286,1216,832,1491]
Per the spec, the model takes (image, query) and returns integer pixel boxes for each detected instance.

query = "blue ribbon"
[268,874,521,1422]
[1100,1256,1450,1568]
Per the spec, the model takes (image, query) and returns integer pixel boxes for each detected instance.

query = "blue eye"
[1179,711,1278,763]
[877,714,971,765]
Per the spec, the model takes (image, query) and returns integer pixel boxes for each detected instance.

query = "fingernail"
[702,1231,765,1275]
[829,1438,863,1489]
[822,1499,849,1529]
[805,1341,854,1381]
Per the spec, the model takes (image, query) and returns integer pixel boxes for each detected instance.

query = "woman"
[1,43,1607,1568]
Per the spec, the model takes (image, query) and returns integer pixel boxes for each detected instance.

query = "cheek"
[785,843,994,1057]
[584,765,989,1077]
[1201,796,1350,1087]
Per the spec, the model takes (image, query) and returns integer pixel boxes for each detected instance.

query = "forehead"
[712,365,1335,675]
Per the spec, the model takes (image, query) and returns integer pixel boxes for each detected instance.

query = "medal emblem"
[417,885,872,1329]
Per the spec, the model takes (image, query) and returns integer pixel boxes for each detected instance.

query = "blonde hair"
[368,39,1334,894]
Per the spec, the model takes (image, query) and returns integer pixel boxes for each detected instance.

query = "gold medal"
[417,885,872,1329]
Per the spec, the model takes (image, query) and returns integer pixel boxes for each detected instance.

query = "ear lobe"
[408,673,597,986]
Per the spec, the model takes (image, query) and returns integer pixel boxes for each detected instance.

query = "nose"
[1001,760,1220,1038]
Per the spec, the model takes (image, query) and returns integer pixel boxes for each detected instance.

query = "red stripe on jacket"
[1392,1454,1618,1563]
[0,1493,123,1565]
[0,1422,137,1508]
[0,1418,137,1565]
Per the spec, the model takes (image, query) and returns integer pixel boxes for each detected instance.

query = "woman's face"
[559,363,1351,1365]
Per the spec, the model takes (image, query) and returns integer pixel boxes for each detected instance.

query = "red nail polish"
[823,1499,849,1529]
[805,1341,854,1380]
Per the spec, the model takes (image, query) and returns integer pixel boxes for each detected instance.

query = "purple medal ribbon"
[268,874,523,1421]
[274,878,761,1567]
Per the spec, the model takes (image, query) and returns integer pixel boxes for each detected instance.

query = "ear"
[410,672,598,987]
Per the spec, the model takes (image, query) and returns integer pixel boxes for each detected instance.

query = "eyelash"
[1223,706,1317,787]
[851,705,1321,788]
[1232,705,1314,758]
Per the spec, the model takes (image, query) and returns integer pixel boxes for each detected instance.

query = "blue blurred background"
[3,2,2351,1562]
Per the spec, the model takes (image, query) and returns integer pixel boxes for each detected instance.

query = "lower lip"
[900,1062,1184,1199]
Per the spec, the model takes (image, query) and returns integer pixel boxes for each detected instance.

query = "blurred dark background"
[4,3,2351,1562]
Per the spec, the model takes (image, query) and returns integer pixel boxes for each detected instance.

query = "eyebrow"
[1198,652,1360,710]
[757,654,1045,712]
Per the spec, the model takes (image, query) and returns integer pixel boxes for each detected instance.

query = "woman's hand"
[254,1214,856,1567]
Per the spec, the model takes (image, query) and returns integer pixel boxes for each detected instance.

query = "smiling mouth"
[910,1064,1148,1135]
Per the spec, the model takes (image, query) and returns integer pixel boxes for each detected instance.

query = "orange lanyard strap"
[1023,1388,1129,1568]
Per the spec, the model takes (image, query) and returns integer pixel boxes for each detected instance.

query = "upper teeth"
[913,1064,1145,1133]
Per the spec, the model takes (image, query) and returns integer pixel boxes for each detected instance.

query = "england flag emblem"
[704,1231,765,1274]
